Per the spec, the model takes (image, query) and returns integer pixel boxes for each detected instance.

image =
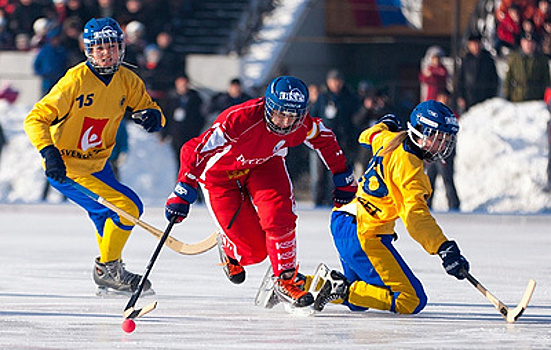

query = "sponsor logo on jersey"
[78,117,109,151]
[279,88,305,103]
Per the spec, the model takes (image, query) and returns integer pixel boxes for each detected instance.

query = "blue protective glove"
[332,166,357,207]
[437,240,470,280]
[131,109,162,132]
[165,182,198,223]
[39,145,66,183]
[377,113,403,132]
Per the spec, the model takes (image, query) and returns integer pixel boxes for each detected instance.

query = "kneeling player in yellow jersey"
[314,100,470,314]
[24,17,165,295]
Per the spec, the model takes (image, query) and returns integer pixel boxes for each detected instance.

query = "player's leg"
[247,157,313,307]
[317,211,427,314]
[49,164,149,293]
[202,178,268,284]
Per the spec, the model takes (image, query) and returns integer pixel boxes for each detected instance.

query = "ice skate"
[255,265,281,309]
[313,270,350,311]
[274,268,314,308]
[217,234,246,284]
[93,257,153,296]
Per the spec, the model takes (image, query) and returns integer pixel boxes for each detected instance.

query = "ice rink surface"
[1,203,550,349]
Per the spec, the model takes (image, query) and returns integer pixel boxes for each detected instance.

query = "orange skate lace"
[219,257,244,276]
[278,269,307,300]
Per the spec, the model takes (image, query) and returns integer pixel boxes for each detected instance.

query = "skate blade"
[96,286,156,298]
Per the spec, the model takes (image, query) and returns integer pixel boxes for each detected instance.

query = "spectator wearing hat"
[309,68,359,206]
[503,32,550,102]
[419,46,449,102]
[457,34,499,112]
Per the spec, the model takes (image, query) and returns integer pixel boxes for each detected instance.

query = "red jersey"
[178,97,348,187]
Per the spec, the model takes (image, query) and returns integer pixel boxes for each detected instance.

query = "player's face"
[424,131,453,158]
[89,42,119,67]
[270,110,300,129]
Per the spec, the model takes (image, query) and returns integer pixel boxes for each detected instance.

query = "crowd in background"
[0,0,550,207]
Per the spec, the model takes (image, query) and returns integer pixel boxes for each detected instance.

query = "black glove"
[131,109,162,132]
[377,113,403,132]
[39,145,66,183]
[437,240,470,280]
[165,182,198,223]
[332,166,357,207]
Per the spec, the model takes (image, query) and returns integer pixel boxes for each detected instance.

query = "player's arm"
[24,73,76,182]
[126,73,166,132]
[394,157,469,279]
[166,111,239,223]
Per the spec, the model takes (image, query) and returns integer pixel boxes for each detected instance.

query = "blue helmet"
[407,100,459,162]
[264,76,309,135]
[82,17,125,74]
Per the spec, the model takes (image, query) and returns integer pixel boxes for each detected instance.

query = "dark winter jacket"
[503,50,551,102]
[457,49,499,110]
[162,88,204,150]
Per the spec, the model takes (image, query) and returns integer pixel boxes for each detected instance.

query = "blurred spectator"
[496,4,522,56]
[419,46,448,102]
[208,78,252,117]
[0,8,13,49]
[14,33,31,51]
[533,0,551,35]
[457,34,499,112]
[356,79,374,100]
[541,20,551,56]
[140,43,176,110]
[156,31,184,78]
[426,89,460,211]
[161,75,204,178]
[96,0,119,18]
[9,0,45,36]
[352,90,390,170]
[118,0,167,43]
[0,0,17,17]
[61,16,84,66]
[30,17,50,49]
[308,83,319,105]
[65,0,94,25]
[123,20,146,68]
[522,18,538,39]
[503,32,550,102]
[309,69,359,206]
[33,26,68,96]
[108,119,129,181]
[51,0,68,26]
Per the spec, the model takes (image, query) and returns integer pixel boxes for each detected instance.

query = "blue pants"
[331,211,427,314]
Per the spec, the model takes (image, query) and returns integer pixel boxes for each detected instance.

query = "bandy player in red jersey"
[165,76,357,308]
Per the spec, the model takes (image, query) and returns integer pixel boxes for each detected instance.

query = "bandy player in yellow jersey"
[24,17,165,295]
[313,100,470,314]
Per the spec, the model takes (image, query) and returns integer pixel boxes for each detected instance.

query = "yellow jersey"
[24,62,164,177]
[350,122,448,255]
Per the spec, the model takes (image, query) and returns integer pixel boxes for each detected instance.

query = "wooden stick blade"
[123,301,158,319]
[506,279,536,323]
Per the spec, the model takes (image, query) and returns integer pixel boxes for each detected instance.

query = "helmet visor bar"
[407,122,456,161]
